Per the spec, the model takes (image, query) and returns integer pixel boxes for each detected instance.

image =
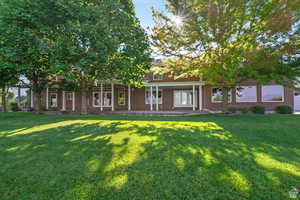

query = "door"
[294,91,300,111]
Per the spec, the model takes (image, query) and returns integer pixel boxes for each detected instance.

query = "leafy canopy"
[151,0,300,87]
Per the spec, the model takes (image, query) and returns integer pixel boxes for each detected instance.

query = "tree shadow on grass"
[0,115,299,200]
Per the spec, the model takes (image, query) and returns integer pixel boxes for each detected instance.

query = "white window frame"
[153,74,163,81]
[103,91,112,107]
[173,90,196,107]
[262,85,285,102]
[92,92,101,107]
[49,93,58,108]
[145,88,163,104]
[211,88,232,103]
[66,92,73,101]
[236,86,257,103]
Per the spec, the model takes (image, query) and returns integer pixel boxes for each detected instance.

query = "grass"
[0,112,299,200]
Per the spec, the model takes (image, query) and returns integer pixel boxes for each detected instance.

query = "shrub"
[10,102,21,112]
[239,107,249,114]
[250,106,265,114]
[275,105,293,114]
[227,107,237,114]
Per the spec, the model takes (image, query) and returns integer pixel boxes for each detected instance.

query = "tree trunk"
[80,81,88,115]
[32,81,43,114]
[1,87,7,113]
[222,87,229,113]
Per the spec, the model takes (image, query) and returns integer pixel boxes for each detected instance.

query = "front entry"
[294,91,300,111]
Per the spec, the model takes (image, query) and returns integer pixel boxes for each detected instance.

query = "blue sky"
[132,0,166,29]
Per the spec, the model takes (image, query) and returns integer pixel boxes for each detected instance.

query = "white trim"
[100,83,103,111]
[193,85,196,111]
[145,81,205,87]
[261,85,285,103]
[146,87,163,105]
[46,88,49,110]
[31,90,34,108]
[236,86,258,103]
[118,87,126,106]
[62,91,66,111]
[199,85,203,111]
[112,83,115,111]
[156,85,159,111]
[150,86,153,111]
[128,85,131,111]
[72,92,75,111]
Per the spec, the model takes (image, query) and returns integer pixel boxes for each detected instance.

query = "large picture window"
[145,88,163,104]
[211,88,232,103]
[262,85,284,102]
[49,93,57,108]
[236,86,257,102]
[174,90,196,107]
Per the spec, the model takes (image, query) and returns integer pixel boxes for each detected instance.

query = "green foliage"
[250,106,265,114]
[227,107,237,114]
[10,102,20,112]
[239,107,249,114]
[275,105,293,114]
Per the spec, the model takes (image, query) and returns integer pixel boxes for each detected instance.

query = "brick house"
[37,65,300,113]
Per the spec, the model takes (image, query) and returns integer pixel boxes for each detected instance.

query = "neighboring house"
[37,62,299,113]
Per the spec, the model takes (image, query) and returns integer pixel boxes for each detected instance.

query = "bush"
[275,105,293,114]
[239,107,249,114]
[227,107,237,114]
[10,102,21,112]
[250,106,265,114]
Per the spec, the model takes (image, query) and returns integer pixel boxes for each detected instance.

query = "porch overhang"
[143,81,205,87]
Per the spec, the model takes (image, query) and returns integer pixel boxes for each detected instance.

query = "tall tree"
[54,0,151,115]
[151,0,300,111]
[0,0,72,114]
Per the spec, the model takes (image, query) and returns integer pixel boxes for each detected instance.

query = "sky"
[132,0,167,30]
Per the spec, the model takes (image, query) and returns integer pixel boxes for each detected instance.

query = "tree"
[151,0,300,111]
[0,0,72,114]
[54,0,151,115]
[0,63,18,112]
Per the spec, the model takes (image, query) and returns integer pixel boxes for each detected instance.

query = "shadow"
[0,113,299,199]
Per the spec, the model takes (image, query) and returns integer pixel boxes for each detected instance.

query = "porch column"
[150,86,153,111]
[111,82,115,111]
[72,92,75,112]
[199,85,203,111]
[128,84,131,111]
[46,88,49,110]
[100,83,103,111]
[31,89,34,108]
[156,85,159,111]
[62,91,66,111]
[193,85,196,111]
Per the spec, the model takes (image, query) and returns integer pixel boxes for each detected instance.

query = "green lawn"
[0,113,299,200]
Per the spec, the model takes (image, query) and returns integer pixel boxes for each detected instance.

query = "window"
[93,92,101,107]
[93,92,112,107]
[49,93,57,108]
[66,93,73,101]
[262,85,284,102]
[236,86,257,102]
[211,88,232,103]
[145,88,163,104]
[103,92,112,107]
[153,74,163,81]
[118,88,126,105]
[174,90,196,107]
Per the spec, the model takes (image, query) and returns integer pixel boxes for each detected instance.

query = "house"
[37,62,299,113]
